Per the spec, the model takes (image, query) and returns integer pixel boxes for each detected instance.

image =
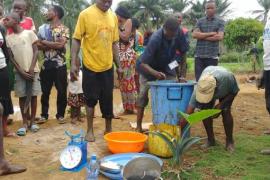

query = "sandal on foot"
[16,127,27,136]
[30,124,40,133]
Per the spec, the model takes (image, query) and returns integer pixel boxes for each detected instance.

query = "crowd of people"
[1,0,270,176]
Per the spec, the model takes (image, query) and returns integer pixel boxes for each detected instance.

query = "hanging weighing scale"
[60,130,88,172]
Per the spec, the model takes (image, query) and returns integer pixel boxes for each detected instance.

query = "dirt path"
[2,74,270,180]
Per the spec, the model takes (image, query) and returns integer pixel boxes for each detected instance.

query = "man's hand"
[19,70,34,81]
[117,67,124,80]
[178,77,187,83]
[28,67,35,76]
[154,71,166,80]
[70,64,79,82]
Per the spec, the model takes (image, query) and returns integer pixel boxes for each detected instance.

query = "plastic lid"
[91,154,97,160]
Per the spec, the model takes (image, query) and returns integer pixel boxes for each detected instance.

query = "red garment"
[8,16,35,34]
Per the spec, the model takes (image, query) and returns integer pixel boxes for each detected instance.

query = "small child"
[67,60,85,124]
[4,12,41,136]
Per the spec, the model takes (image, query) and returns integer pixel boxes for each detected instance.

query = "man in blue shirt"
[136,17,188,132]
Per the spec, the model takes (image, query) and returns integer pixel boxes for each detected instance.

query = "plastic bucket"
[148,80,195,125]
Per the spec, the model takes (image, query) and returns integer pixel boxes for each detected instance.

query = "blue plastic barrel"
[148,80,195,125]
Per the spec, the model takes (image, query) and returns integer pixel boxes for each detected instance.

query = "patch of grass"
[187,58,251,73]
[181,134,270,179]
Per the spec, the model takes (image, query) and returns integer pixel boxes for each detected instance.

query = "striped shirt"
[194,16,225,58]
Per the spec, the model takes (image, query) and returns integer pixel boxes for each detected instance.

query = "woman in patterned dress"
[115,7,137,114]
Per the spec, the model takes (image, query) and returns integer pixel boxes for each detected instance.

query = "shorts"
[68,93,85,108]
[82,67,114,119]
[136,75,150,108]
[136,75,176,108]
[14,72,41,98]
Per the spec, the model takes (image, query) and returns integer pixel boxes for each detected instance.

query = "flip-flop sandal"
[16,127,27,136]
[30,124,40,133]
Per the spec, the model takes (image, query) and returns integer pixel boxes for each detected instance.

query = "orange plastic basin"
[104,131,148,154]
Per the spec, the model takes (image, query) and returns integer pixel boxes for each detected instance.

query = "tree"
[119,0,166,30]
[169,0,190,13]
[252,0,270,24]
[224,18,264,51]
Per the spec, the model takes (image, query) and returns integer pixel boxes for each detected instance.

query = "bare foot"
[0,160,26,176]
[226,143,235,153]
[85,132,95,142]
[104,130,112,135]
[201,140,216,149]
[135,127,143,133]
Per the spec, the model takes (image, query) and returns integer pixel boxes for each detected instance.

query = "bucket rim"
[148,80,196,86]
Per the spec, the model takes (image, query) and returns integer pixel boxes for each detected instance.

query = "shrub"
[219,52,242,63]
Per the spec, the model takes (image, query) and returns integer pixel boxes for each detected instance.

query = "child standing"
[4,12,41,136]
[67,59,85,124]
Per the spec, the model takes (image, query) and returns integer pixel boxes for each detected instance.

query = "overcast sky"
[111,0,263,18]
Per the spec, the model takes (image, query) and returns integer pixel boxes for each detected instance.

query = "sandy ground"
[2,74,270,180]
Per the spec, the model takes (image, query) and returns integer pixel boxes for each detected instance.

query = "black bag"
[43,60,58,70]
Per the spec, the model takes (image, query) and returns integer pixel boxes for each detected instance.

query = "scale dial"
[60,145,82,169]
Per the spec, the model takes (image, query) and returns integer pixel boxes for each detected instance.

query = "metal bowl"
[122,157,162,180]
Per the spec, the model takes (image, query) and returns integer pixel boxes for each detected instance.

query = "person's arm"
[28,42,39,76]
[7,48,33,80]
[178,54,187,79]
[119,19,132,42]
[70,38,81,81]
[40,37,67,50]
[215,93,237,110]
[204,31,224,41]
[192,28,217,40]
[139,33,166,79]
[112,41,123,79]
[36,40,49,50]
[140,63,166,80]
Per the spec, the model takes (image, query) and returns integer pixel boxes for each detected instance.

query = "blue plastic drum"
[148,80,195,125]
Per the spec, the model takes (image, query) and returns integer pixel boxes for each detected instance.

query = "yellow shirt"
[73,5,119,72]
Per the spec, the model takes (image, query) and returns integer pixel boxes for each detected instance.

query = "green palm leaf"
[179,109,221,125]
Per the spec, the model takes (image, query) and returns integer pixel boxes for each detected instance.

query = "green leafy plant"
[149,109,221,168]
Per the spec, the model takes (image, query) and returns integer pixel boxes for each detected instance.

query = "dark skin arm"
[7,48,33,80]
[215,93,238,110]
[119,19,132,42]
[112,41,123,79]
[140,63,166,80]
[28,42,39,76]
[70,38,81,82]
[39,37,67,50]
[192,28,217,40]
[204,32,224,41]
[36,40,49,51]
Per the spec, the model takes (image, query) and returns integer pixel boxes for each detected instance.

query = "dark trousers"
[82,67,114,119]
[264,70,270,114]
[195,57,218,81]
[40,66,67,119]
